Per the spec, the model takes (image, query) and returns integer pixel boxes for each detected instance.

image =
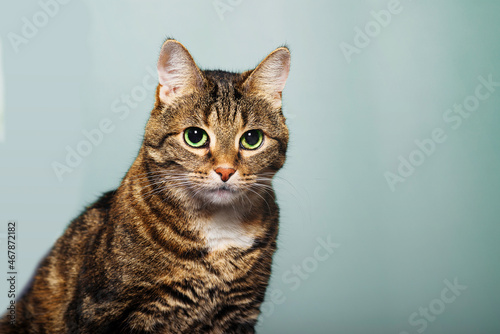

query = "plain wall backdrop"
[1,1,500,333]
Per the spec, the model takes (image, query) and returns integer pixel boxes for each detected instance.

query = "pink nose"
[215,167,236,182]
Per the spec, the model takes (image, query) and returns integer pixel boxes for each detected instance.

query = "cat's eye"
[240,129,264,150]
[184,127,209,148]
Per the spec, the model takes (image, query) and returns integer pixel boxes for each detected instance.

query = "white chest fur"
[198,210,255,252]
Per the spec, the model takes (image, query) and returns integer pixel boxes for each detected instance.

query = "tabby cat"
[0,39,290,333]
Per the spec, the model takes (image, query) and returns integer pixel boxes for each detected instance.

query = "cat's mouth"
[205,185,239,204]
[211,185,236,195]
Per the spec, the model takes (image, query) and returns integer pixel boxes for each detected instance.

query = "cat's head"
[140,39,290,207]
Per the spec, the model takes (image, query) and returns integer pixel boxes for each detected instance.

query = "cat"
[0,39,290,333]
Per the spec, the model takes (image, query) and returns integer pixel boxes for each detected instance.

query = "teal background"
[1,1,500,333]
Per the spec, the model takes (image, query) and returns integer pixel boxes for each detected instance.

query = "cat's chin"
[201,187,240,206]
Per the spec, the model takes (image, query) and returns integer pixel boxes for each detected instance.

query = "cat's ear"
[242,47,291,109]
[157,39,204,105]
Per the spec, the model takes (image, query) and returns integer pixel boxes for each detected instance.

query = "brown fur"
[0,39,290,333]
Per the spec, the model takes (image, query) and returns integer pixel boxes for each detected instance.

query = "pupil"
[189,128,203,143]
[245,131,259,146]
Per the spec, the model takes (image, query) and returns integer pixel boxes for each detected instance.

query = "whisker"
[245,186,271,212]
[141,179,193,201]
[127,170,188,181]
[251,186,275,198]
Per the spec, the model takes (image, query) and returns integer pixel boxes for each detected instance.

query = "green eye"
[184,127,209,148]
[240,129,264,150]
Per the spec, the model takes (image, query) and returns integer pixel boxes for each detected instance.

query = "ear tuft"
[157,40,204,105]
[242,47,291,109]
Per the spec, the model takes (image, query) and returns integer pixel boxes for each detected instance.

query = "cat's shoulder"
[62,190,116,237]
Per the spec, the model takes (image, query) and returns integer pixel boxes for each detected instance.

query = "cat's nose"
[215,167,236,182]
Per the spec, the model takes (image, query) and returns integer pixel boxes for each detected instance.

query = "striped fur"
[0,40,290,333]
